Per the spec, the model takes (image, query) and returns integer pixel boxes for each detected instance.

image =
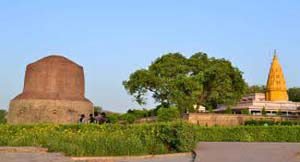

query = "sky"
[1,1,300,112]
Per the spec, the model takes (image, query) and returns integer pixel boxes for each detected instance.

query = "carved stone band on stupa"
[8,55,93,124]
[265,51,289,101]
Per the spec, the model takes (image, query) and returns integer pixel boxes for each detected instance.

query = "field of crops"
[0,122,196,156]
[0,122,300,157]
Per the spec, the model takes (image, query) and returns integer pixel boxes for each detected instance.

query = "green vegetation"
[225,106,233,114]
[195,126,300,142]
[0,122,300,156]
[246,85,266,94]
[106,113,120,124]
[245,120,300,126]
[241,109,250,115]
[262,107,267,116]
[157,107,180,122]
[0,122,196,156]
[0,110,7,124]
[120,113,137,124]
[123,52,247,112]
[105,108,156,124]
[94,106,103,113]
[288,87,300,102]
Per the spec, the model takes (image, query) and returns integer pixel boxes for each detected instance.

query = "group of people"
[78,112,108,124]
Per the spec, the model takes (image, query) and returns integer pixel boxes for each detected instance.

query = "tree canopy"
[288,87,300,102]
[123,52,247,112]
[246,85,266,94]
[0,110,7,124]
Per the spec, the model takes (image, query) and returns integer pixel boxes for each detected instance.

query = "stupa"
[215,51,300,116]
[8,55,93,124]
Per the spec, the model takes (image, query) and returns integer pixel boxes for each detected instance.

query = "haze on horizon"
[1,1,300,112]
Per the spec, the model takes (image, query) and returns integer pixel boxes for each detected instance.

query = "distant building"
[215,51,300,117]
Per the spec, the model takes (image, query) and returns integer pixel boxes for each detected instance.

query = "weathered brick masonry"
[8,55,93,124]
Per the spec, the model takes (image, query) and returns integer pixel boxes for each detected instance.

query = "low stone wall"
[8,99,93,124]
[188,113,284,126]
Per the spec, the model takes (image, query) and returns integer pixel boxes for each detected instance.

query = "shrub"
[241,109,250,115]
[127,109,149,118]
[194,126,300,142]
[245,120,300,126]
[106,114,120,124]
[120,114,137,124]
[157,107,180,122]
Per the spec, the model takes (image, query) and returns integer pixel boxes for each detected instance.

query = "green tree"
[288,87,300,102]
[123,52,247,112]
[189,53,247,109]
[94,106,103,113]
[157,107,180,122]
[246,85,266,94]
[0,110,7,124]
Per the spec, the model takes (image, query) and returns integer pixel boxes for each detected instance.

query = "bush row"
[245,120,300,126]
[194,126,300,142]
[0,122,196,157]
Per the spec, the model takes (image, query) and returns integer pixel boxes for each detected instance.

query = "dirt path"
[0,152,73,162]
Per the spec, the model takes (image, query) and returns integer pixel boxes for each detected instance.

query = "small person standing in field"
[94,112,108,124]
[94,112,101,124]
[100,112,108,124]
[89,114,95,123]
[78,114,86,124]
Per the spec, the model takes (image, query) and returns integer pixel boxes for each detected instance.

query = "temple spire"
[266,51,289,101]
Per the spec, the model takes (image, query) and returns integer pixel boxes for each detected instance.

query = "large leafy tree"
[123,52,247,112]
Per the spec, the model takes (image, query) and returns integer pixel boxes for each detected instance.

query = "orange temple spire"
[265,50,289,101]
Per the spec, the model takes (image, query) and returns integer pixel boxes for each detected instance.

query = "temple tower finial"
[273,49,278,59]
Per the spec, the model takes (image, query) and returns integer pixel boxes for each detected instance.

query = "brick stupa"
[8,55,93,124]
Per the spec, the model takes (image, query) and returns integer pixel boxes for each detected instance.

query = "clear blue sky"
[1,1,300,112]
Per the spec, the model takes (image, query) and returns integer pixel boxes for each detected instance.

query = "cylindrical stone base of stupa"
[8,99,93,124]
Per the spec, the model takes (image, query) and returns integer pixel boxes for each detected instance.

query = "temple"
[265,53,289,101]
[215,51,300,117]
